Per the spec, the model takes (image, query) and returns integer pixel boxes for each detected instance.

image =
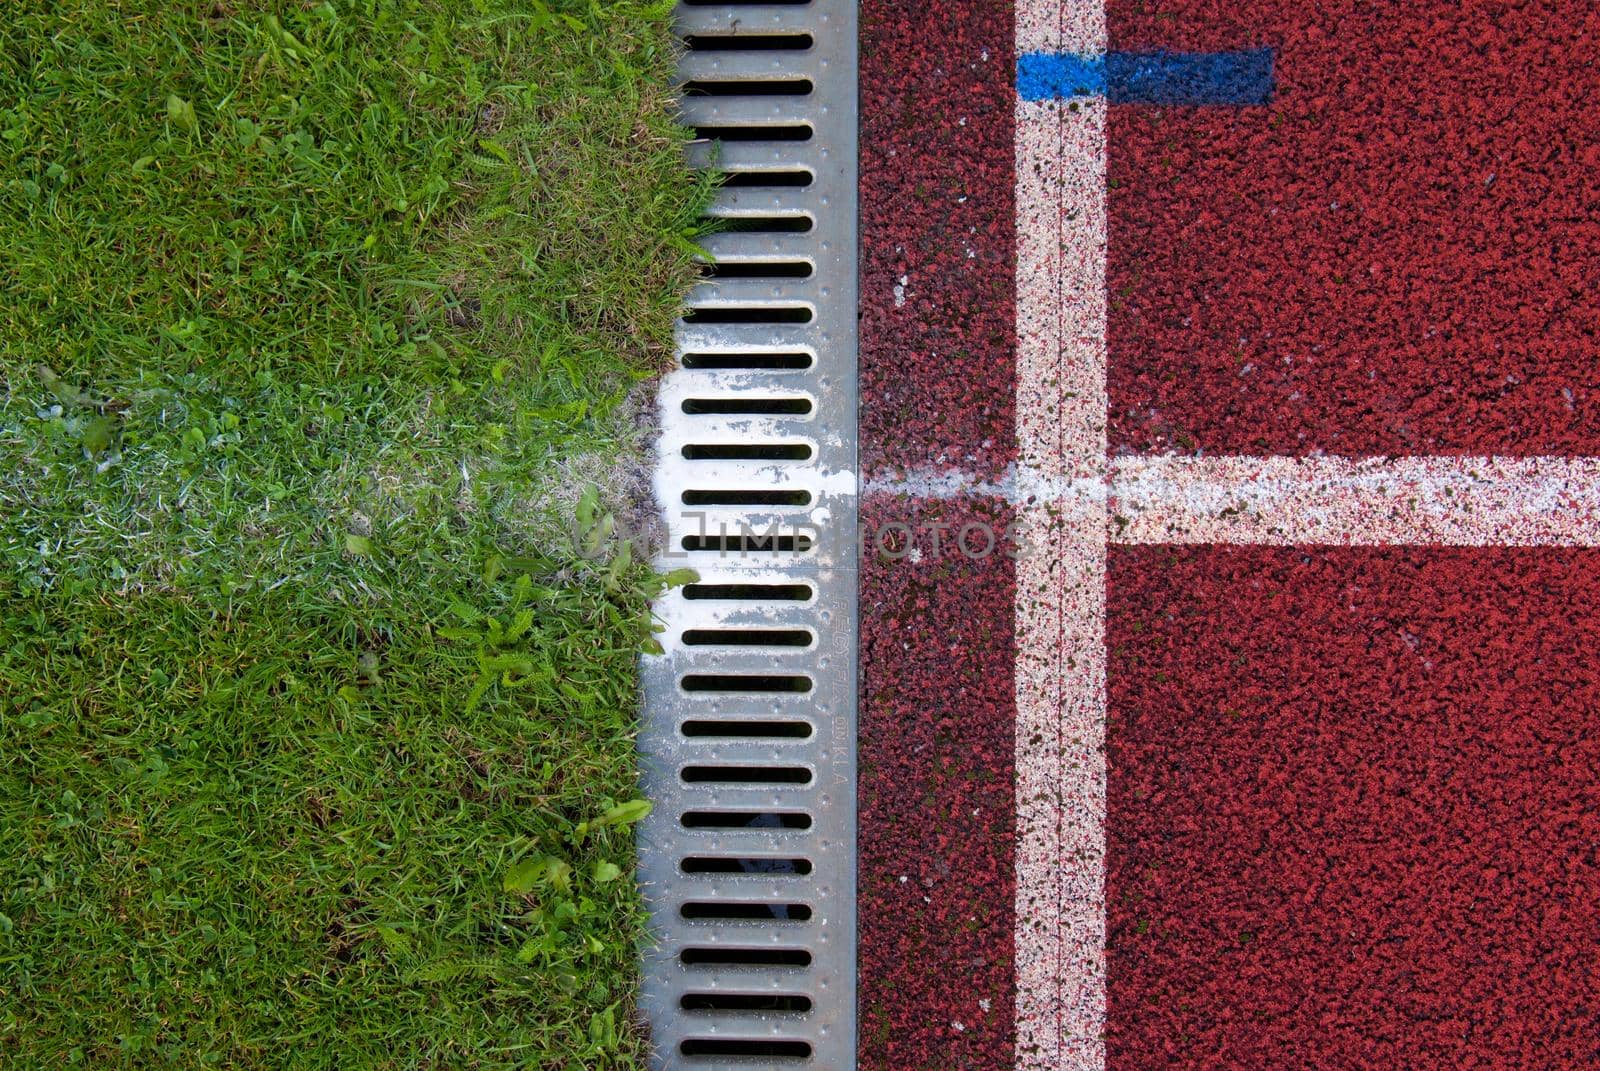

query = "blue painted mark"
[1017,49,1274,105]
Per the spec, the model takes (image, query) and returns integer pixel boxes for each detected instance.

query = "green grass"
[0,1,703,1066]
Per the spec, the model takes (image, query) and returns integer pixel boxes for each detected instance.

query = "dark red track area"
[858,1,1019,1067]
[1106,0,1600,456]
[859,0,1017,479]
[858,497,1018,1069]
[1106,546,1600,1068]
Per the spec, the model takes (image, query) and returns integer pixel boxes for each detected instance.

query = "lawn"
[0,1,700,1066]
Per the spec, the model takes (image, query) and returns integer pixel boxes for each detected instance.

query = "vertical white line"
[1014,1,1108,1068]
[1012,99,1069,1066]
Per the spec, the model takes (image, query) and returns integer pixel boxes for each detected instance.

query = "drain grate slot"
[680,673,812,693]
[681,902,814,921]
[681,993,815,1013]
[681,627,813,646]
[682,396,814,415]
[702,261,815,279]
[681,582,813,601]
[709,215,814,233]
[681,306,814,324]
[693,124,813,142]
[718,170,814,187]
[681,1039,813,1060]
[681,857,815,875]
[681,810,813,830]
[682,765,814,785]
[643,2,855,1066]
[681,489,813,507]
[682,33,814,51]
[679,532,814,554]
[682,718,814,738]
[681,352,814,370]
[681,442,815,460]
[685,79,815,96]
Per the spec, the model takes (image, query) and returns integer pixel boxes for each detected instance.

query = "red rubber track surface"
[859,497,1019,1069]
[858,1,1020,1067]
[859,0,1018,479]
[1106,0,1600,456]
[1106,546,1600,1068]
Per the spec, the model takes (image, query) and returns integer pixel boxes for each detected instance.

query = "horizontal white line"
[866,455,1600,546]
[863,462,1074,502]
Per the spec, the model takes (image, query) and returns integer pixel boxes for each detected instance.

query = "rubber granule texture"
[1106,545,1600,1068]
[858,1,1021,1067]
[858,495,1019,1071]
[860,0,1018,478]
[1106,0,1600,456]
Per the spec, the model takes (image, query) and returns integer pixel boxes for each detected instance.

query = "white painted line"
[1111,455,1600,545]
[863,463,1057,504]
[865,456,1600,547]
[1014,0,1107,1065]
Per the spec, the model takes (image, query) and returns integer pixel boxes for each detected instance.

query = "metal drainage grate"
[638,1,858,1067]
